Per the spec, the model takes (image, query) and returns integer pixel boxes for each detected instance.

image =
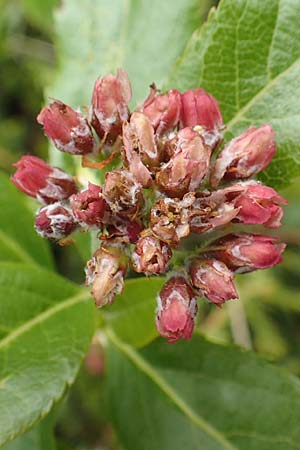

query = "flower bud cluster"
[12,69,287,343]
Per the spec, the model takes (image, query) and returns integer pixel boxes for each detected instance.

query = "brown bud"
[132,235,172,275]
[85,242,128,307]
[103,169,144,219]
[150,193,195,246]
[122,112,159,187]
[189,185,243,234]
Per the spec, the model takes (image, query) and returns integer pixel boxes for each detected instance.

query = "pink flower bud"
[211,233,286,273]
[156,276,197,343]
[91,69,132,143]
[103,169,144,219]
[122,112,159,187]
[132,236,172,275]
[141,85,181,135]
[85,243,128,307]
[233,181,288,228]
[70,182,107,227]
[210,125,276,188]
[35,202,77,240]
[150,193,195,247]
[189,258,238,305]
[11,155,77,204]
[37,100,95,155]
[156,128,211,198]
[181,88,223,149]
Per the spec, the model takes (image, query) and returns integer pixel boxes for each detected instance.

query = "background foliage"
[0,0,300,449]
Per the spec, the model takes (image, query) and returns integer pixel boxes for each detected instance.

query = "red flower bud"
[105,218,143,244]
[156,128,211,198]
[210,125,276,188]
[189,258,238,305]
[181,88,223,149]
[233,181,288,228]
[11,155,77,204]
[150,193,195,247]
[91,69,132,143]
[103,169,144,219]
[132,235,172,275]
[156,276,197,343]
[141,85,181,135]
[70,182,107,227]
[122,112,159,187]
[211,233,286,273]
[37,100,95,155]
[35,203,77,240]
[85,243,128,307]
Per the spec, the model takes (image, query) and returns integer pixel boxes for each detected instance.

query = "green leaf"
[103,277,164,348]
[48,0,211,106]
[2,414,56,450]
[0,172,53,268]
[107,330,300,450]
[168,0,300,189]
[0,262,95,446]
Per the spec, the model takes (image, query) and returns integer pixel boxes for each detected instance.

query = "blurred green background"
[1,0,300,449]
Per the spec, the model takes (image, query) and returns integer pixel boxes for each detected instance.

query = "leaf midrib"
[0,290,89,350]
[106,328,237,450]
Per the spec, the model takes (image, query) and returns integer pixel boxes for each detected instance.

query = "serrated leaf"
[0,262,95,446]
[167,0,300,188]
[0,172,53,268]
[48,0,210,106]
[103,277,164,348]
[107,331,300,450]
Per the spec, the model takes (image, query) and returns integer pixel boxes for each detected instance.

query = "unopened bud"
[85,242,128,307]
[132,235,172,275]
[156,275,197,343]
[189,258,238,305]
[91,69,132,143]
[103,169,144,219]
[210,233,286,273]
[122,112,159,187]
[105,217,143,244]
[11,155,77,204]
[181,88,223,149]
[141,85,181,135]
[70,182,107,227]
[35,202,77,240]
[156,127,211,198]
[37,100,95,155]
[150,193,195,246]
[210,125,276,188]
[233,181,287,228]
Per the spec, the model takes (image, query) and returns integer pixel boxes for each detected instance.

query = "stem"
[226,300,252,350]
